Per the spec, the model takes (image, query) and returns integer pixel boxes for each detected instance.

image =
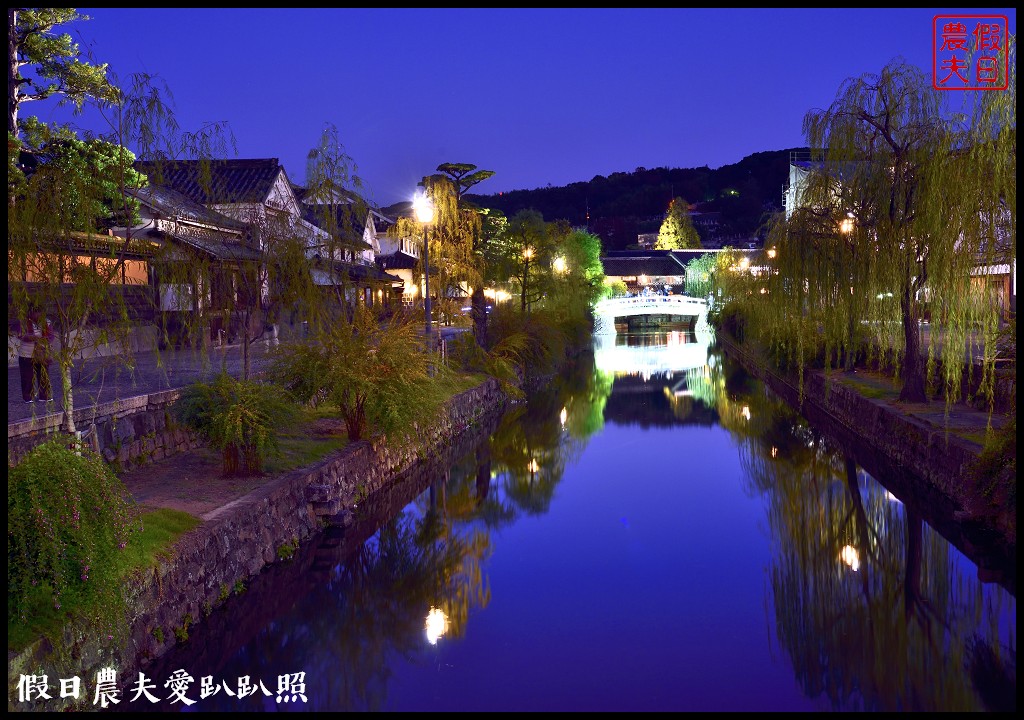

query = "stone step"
[310,499,341,516]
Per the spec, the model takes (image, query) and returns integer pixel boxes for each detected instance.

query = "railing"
[790,149,825,164]
[596,295,707,312]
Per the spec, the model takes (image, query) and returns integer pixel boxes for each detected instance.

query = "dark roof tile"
[135,159,284,205]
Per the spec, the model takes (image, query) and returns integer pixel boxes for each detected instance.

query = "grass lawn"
[263,404,349,475]
[834,369,901,401]
[8,508,201,654]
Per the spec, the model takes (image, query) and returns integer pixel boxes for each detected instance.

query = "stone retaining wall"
[8,377,508,711]
[718,335,1001,524]
[8,388,201,468]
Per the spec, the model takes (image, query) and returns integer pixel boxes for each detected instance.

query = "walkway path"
[8,327,471,426]
[8,342,275,425]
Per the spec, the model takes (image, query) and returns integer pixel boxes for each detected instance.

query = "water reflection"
[596,331,721,427]
[120,331,1014,712]
[706,354,1017,712]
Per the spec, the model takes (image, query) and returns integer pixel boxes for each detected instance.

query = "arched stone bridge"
[594,295,710,335]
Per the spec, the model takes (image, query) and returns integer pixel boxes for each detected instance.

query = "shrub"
[173,372,297,475]
[447,331,523,400]
[716,302,748,343]
[269,306,446,442]
[487,305,571,379]
[8,439,140,630]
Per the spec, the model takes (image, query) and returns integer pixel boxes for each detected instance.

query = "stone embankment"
[8,388,202,469]
[8,377,509,711]
[718,334,1015,581]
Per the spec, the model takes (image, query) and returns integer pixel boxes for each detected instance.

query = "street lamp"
[413,191,434,340]
[839,213,855,235]
[425,606,449,645]
[522,247,534,313]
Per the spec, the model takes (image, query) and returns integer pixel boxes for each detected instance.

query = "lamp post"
[521,247,534,313]
[413,191,434,342]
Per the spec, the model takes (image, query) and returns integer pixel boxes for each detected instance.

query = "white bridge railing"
[594,295,710,336]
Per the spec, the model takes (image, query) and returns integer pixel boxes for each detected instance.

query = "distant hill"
[466,148,808,252]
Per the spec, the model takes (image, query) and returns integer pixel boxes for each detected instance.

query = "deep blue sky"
[29,8,1016,207]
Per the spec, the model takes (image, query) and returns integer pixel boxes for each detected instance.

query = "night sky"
[27,7,1017,207]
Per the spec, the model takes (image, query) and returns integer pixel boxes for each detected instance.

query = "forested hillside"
[466,147,807,251]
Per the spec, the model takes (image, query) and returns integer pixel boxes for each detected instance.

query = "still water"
[129,331,1016,712]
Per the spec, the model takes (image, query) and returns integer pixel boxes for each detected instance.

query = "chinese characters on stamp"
[933,15,1010,90]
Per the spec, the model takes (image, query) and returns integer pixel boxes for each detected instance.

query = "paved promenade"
[8,327,471,426]
[8,343,275,426]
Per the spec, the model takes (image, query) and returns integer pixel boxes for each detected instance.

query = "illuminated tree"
[656,196,701,250]
[488,209,551,314]
[389,171,487,328]
[756,56,1014,406]
[544,223,605,341]
[8,8,118,138]
[684,251,717,298]
[432,163,495,341]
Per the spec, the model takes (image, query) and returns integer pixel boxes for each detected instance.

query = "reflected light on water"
[425,607,448,645]
[594,332,710,377]
[840,545,860,572]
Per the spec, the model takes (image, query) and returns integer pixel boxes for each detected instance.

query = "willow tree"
[389,171,486,330]
[684,251,717,299]
[300,122,368,328]
[433,163,495,341]
[8,119,148,434]
[543,223,604,342]
[656,196,701,250]
[759,57,1014,406]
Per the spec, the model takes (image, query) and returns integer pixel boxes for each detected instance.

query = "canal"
[125,331,1016,712]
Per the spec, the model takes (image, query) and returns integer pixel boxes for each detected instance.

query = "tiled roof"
[601,251,689,278]
[144,228,261,262]
[300,203,372,250]
[312,261,400,285]
[129,185,248,232]
[135,159,284,205]
[376,250,418,270]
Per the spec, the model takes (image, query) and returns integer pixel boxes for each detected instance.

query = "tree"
[8,119,148,434]
[758,57,1014,406]
[684,251,716,299]
[546,223,605,331]
[300,122,369,327]
[431,163,494,341]
[268,305,446,442]
[656,196,701,250]
[8,8,118,138]
[488,209,551,314]
[389,167,493,333]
